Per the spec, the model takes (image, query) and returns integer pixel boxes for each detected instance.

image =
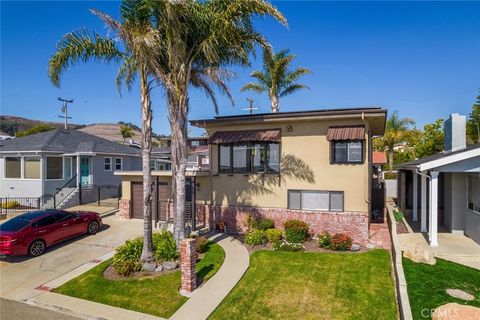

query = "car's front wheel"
[29,240,46,257]
[87,221,99,235]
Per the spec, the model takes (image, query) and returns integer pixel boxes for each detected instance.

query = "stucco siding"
[465,210,480,244]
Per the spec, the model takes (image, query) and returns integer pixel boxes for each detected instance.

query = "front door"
[80,157,91,185]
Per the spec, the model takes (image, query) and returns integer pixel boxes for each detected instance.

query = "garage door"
[131,182,168,219]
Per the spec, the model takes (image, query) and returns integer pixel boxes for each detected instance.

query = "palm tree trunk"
[139,68,153,262]
[168,90,188,245]
[271,95,279,113]
[388,150,394,173]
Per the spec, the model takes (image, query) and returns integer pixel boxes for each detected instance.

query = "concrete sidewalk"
[170,233,249,320]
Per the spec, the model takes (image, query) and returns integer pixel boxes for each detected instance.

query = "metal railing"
[53,175,78,208]
[0,197,42,215]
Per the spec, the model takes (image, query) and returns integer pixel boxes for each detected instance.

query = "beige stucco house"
[116,107,387,244]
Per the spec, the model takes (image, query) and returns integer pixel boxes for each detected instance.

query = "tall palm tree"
[120,124,135,143]
[146,0,287,243]
[241,47,311,113]
[48,1,158,264]
[374,111,415,171]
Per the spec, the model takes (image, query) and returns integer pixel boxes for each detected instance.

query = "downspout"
[361,112,371,218]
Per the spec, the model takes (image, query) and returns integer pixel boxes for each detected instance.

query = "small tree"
[16,124,56,137]
[241,47,311,113]
[467,94,480,144]
[120,124,135,142]
[414,119,445,158]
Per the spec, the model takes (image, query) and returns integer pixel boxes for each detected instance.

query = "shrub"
[318,231,332,248]
[265,228,282,242]
[328,233,352,251]
[112,237,143,276]
[393,210,404,223]
[284,220,309,243]
[1,200,19,209]
[273,240,305,252]
[244,230,268,246]
[251,218,275,231]
[196,236,209,253]
[153,231,179,261]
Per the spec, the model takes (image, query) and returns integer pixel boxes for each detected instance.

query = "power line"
[242,98,259,115]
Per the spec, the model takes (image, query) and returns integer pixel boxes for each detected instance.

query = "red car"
[0,209,102,257]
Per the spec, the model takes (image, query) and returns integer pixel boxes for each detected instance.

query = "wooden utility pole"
[242,98,259,115]
[58,97,73,130]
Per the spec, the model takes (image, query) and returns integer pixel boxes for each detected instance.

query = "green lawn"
[55,241,225,318]
[403,257,480,319]
[209,249,397,320]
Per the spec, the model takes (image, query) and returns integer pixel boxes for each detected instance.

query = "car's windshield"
[0,218,30,232]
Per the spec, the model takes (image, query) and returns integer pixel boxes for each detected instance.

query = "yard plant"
[265,228,282,242]
[244,230,268,246]
[284,219,309,243]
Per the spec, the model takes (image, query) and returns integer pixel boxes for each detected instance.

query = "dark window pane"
[54,211,74,222]
[232,144,248,173]
[334,142,347,163]
[5,157,21,178]
[267,143,280,173]
[219,145,231,172]
[47,157,63,179]
[330,192,344,211]
[251,143,266,172]
[33,215,56,227]
[288,190,301,210]
[302,191,329,210]
[348,141,362,162]
[0,217,29,232]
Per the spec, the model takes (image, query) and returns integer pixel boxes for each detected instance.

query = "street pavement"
[0,298,82,320]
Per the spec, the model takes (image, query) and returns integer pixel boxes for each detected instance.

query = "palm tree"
[241,47,311,113]
[48,1,158,264]
[120,124,135,143]
[374,111,415,172]
[146,0,287,243]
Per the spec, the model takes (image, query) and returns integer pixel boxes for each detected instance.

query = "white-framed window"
[288,190,344,212]
[104,157,112,171]
[24,157,41,179]
[64,157,72,179]
[467,174,480,214]
[46,156,63,180]
[5,157,21,179]
[115,157,123,170]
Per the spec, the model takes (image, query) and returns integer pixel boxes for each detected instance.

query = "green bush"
[1,200,19,209]
[112,237,143,276]
[244,230,268,246]
[328,233,352,251]
[284,220,309,243]
[273,240,305,252]
[251,218,275,231]
[384,172,398,180]
[153,231,179,261]
[318,231,332,248]
[265,228,282,242]
[393,209,404,223]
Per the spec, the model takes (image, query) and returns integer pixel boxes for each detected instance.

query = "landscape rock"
[163,261,178,270]
[446,289,474,301]
[142,261,157,272]
[403,247,436,265]
[154,265,164,272]
[432,303,480,320]
[350,243,361,251]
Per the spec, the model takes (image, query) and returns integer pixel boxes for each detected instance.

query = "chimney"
[444,113,466,152]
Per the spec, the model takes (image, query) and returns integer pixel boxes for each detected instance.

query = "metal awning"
[326,126,365,141]
[208,129,281,144]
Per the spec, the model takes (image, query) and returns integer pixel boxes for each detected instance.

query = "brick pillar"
[180,238,196,295]
[118,199,131,219]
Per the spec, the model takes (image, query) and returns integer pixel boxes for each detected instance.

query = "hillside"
[78,123,142,144]
[0,115,84,136]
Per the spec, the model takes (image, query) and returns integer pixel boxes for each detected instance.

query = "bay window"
[24,157,41,179]
[218,142,280,174]
[5,157,21,179]
[288,190,344,211]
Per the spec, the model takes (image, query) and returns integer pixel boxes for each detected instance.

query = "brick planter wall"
[197,204,369,245]
[180,238,197,294]
[118,199,131,219]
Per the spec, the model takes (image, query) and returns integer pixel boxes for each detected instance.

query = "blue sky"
[1,1,479,136]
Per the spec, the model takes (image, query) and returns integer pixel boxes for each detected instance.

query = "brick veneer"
[118,199,131,219]
[197,204,369,245]
[180,238,197,294]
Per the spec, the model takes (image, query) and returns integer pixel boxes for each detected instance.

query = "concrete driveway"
[0,215,143,301]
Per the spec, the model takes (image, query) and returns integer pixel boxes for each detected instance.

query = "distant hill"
[78,123,142,144]
[0,115,84,136]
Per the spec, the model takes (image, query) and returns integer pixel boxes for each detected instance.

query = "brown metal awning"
[208,129,281,144]
[326,126,365,141]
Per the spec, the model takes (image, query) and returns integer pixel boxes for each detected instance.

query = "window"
[24,157,41,179]
[332,140,363,164]
[32,215,56,228]
[46,156,63,180]
[467,174,480,214]
[104,157,112,171]
[64,157,72,179]
[218,142,280,174]
[115,158,123,170]
[288,190,344,211]
[5,157,21,178]
[54,211,74,222]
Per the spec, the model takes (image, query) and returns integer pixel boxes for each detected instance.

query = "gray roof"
[0,129,141,155]
[399,143,480,169]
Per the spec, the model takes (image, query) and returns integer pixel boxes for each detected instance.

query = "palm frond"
[116,57,138,96]
[279,83,310,98]
[240,82,267,93]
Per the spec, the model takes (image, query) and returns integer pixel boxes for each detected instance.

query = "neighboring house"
[398,113,480,245]
[0,129,142,208]
[116,107,387,245]
[150,139,210,172]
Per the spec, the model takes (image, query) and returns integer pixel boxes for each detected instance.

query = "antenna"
[242,98,259,115]
[58,97,73,130]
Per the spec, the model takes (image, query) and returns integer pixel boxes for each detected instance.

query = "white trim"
[115,157,123,171]
[45,155,64,180]
[419,148,480,171]
[104,157,112,171]
[4,156,22,179]
[64,157,73,179]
